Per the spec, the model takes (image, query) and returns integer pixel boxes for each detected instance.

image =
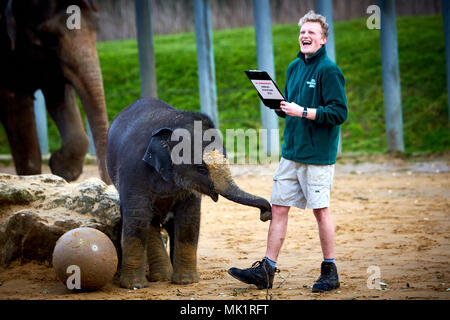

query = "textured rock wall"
[0,174,121,267]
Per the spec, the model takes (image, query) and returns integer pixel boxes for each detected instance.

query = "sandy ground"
[0,155,449,300]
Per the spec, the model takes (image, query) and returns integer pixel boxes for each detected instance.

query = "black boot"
[312,261,340,292]
[228,259,279,290]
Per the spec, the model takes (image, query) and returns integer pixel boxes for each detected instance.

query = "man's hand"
[280,101,303,117]
[278,101,316,120]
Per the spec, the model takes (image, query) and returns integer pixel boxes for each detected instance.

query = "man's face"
[299,21,327,58]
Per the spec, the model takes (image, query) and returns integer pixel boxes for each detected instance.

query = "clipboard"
[245,70,285,109]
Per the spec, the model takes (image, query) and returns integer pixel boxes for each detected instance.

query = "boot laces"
[249,260,280,300]
[249,260,280,274]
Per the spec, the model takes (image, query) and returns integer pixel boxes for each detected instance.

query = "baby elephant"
[106,97,272,289]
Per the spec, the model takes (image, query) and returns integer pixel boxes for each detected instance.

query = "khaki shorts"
[271,157,335,210]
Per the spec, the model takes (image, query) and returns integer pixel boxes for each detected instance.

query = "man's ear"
[5,0,17,51]
[320,36,328,46]
[142,128,174,182]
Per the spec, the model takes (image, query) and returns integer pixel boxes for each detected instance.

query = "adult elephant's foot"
[120,271,149,289]
[49,148,85,182]
[171,271,199,285]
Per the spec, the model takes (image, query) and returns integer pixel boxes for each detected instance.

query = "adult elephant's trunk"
[203,150,272,221]
[59,25,112,184]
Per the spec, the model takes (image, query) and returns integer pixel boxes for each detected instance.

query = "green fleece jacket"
[276,45,348,165]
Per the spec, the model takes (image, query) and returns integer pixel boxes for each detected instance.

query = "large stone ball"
[52,227,118,291]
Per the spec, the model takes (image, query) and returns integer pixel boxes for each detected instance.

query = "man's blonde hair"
[298,10,329,38]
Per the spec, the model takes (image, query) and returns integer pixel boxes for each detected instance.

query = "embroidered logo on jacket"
[306,79,316,88]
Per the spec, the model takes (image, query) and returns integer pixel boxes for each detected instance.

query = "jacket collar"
[298,45,327,64]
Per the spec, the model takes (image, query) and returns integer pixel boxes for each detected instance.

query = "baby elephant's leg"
[171,194,201,285]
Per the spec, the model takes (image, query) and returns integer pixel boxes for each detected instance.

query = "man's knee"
[313,207,329,222]
[272,204,290,219]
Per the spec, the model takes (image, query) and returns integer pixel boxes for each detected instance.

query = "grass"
[1,14,449,155]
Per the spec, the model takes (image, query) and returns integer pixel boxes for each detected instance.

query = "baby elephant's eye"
[196,164,209,175]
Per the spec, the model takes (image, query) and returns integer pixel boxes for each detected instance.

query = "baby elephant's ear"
[142,128,174,182]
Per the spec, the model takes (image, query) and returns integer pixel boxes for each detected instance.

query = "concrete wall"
[94,0,442,41]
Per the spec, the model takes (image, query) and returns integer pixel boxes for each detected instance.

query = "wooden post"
[315,0,342,154]
[443,0,450,127]
[86,120,96,155]
[33,89,49,156]
[194,0,219,127]
[379,0,405,152]
[315,0,336,62]
[253,0,279,157]
[135,0,158,98]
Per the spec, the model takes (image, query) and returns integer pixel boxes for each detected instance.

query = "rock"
[0,173,121,267]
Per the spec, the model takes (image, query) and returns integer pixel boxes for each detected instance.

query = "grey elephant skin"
[0,0,111,184]
[106,97,272,289]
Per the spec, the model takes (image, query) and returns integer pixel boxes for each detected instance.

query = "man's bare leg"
[312,207,340,292]
[265,204,290,262]
[227,204,288,289]
[313,207,335,260]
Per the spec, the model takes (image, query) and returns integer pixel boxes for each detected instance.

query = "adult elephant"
[107,97,272,289]
[0,0,111,184]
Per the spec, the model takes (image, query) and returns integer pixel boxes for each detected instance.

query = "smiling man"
[228,11,348,293]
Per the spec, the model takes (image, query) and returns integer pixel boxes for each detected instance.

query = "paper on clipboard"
[245,70,285,108]
[250,80,285,100]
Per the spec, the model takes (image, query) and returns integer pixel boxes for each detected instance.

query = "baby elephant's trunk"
[203,150,272,221]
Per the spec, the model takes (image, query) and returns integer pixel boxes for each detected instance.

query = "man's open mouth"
[302,40,312,46]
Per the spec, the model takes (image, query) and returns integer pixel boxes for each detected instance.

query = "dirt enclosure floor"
[0,155,449,300]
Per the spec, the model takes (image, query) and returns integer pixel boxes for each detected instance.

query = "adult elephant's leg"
[146,217,173,282]
[42,83,89,182]
[58,28,111,185]
[119,190,152,289]
[0,92,41,175]
[171,194,201,285]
